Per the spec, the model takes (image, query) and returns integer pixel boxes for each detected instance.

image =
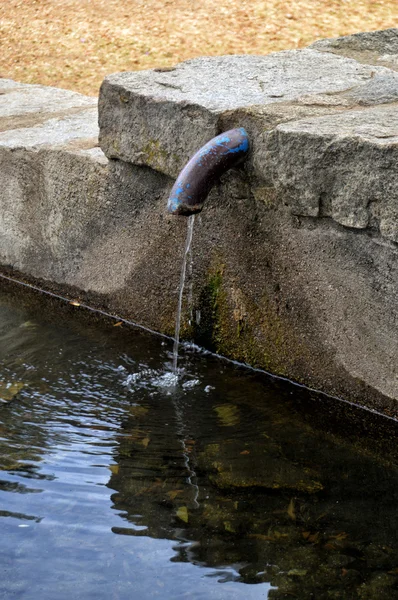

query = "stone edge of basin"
[1,30,398,419]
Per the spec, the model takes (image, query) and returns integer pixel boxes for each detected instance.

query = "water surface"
[1,283,398,599]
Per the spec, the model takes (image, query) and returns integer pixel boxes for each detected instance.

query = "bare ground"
[0,0,397,96]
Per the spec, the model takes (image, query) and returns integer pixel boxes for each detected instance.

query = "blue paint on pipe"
[167,128,250,215]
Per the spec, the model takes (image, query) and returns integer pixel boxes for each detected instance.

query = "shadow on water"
[1,279,398,599]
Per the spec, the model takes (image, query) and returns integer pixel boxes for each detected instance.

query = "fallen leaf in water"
[330,532,348,541]
[114,321,123,327]
[184,439,196,454]
[0,381,25,403]
[342,568,348,577]
[288,569,307,577]
[127,427,152,444]
[224,521,235,533]
[316,512,327,521]
[19,320,37,329]
[324,533,348,550]
[273,531,289,540]
[240,450,250,455]
[167,490,183,501]
[109,465,119,475]
[135,478,163,496]
[129,405,149,418]
[287,498,296,521]
[302,531,320,544]
[214,404,240,427]
[249,531,288,542]
[141,437,150,448]
[69,300,80,307]
[248,534,274,541]
[176,506,188,523]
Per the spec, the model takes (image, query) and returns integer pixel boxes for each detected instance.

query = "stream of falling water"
[172,214,195,373]
[170,214,199,507]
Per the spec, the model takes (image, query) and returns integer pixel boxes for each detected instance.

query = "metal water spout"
[167,128,250,215]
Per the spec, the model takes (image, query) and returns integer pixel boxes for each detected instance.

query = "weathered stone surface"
[292,70,398,108]
[0,77,97,132]
[0,143,176,309]
[263,105,398,239]
[344,71,398,106]
[0,78,96,116]
[186,181,398,412]
[99,50,389,178]
[0,109,99,148]
[309,28,398,72]
[97,42,398,413]
[0,79,185,334]
[0,79,21,90]
[3,128,398,413]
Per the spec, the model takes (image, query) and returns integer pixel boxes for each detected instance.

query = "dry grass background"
[0,0,397,96]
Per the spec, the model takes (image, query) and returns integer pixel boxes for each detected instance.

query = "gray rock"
[3,122,398,411]
[310,28,398,55]
[98,50,384,177]
[265,105,398,240]
[0,81,104,282]
[344,71,398,105]
[0,78,97,132]
[290,70,398,109]
[309,28,398,72]
[0,109,99,149]
[0,81,96,118]
[0,79,22,90]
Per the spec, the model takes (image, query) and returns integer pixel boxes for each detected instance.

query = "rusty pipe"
[167,128,250,215]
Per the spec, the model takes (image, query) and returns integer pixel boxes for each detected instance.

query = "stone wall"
[1,29,398,416]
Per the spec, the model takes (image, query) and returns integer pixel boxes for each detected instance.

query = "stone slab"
[0,109,99,149]
[262,104,398,240]
[0,79,21,90]
[99,49,393,178]
[0,78,96,117]
[309,28,398,72]
[0,78,97,132]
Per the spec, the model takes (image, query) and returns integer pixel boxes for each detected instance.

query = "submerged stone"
[199,439,323,493]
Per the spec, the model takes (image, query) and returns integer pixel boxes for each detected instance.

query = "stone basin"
[1,28,398,417]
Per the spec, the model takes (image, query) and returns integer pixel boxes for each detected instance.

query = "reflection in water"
[1,282,398,599]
